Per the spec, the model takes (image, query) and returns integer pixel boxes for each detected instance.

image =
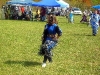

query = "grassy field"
[0,16,100,75]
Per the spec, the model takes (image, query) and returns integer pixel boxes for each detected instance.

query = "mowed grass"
[0,16,100,75]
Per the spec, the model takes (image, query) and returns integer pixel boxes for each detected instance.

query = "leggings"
[43,40,57,63]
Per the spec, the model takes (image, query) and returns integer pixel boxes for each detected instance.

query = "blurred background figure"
[69,7,74,24]
[40,7,46,21]
[1,5,5,19]
[90,10,100,36]
[34,7,40,21]
[80,12,88,23]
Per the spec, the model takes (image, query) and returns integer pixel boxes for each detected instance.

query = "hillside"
[0,0,7,7]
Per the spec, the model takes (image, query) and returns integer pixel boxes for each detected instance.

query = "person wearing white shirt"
[90,10,100,36]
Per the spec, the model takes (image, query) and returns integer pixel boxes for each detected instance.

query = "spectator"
[40,7,46,21]
[69,8,74,23]
[80,12,88,23]
[34,8,40,21]
[90,10,100,36]
[1,5,5,19]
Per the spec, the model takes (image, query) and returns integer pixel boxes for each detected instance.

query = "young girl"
[39,13,62,67]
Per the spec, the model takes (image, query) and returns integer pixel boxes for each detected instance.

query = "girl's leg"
[42,55,47,67]
[43,55,48,63]
[46,41,57,62]
[48,55,52,62]
[42,40,57,64]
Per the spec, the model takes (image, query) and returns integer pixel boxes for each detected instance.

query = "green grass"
[0,8,2,19]
[0,16,100,75]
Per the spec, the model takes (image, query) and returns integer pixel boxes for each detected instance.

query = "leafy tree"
[0,0,100,8]
[91,0,100,5]
[33,0,41,2]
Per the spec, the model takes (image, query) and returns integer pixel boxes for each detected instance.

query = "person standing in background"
[1,5,5,19]
[40,7,46,21]
[69,9,74,24]
[90,10,100,36]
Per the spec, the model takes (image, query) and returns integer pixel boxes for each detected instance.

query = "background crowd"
[1,5,33,20]
[0,4,100,26]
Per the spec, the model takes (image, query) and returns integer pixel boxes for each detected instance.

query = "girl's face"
[48,16,53,25]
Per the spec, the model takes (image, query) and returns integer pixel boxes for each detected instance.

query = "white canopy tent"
[56,0,69,8]
[32,0,69,7]
[6,0,36,6]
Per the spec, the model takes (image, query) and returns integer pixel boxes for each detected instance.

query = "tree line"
[0,0,100,9]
